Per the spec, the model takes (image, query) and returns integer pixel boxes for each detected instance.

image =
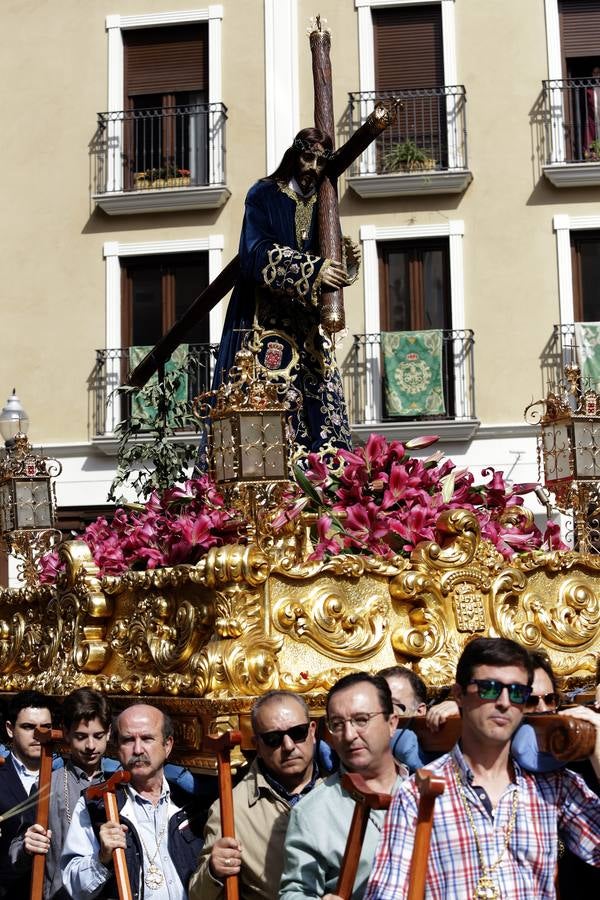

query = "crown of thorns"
[292,138,333,158]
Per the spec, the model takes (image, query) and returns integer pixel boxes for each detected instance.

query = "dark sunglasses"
[256,722,310,749]
[468,678,532,706]
[525,692,559,710]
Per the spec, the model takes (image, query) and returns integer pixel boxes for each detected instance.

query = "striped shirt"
[364,744,600,900]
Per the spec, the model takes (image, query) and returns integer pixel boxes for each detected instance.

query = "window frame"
[355,0,458,175]
[360,220,465,423]
[554,213,600,323]
[105,7,223,191]
[378,236,451,332]
[103,236,224,434]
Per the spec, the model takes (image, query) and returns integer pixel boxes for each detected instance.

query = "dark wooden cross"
[128,17,394,389]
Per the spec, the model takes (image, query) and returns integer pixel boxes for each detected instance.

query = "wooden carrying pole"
[336,772,391,900]
[205,731,243,900]
[409,712,597,762]
[85,771,133,900]
[29,725,63,900]
[407,768,445,900]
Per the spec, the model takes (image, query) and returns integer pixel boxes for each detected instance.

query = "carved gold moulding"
[0,509,598,769]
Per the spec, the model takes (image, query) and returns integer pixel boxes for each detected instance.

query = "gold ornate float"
[0,506,598,768]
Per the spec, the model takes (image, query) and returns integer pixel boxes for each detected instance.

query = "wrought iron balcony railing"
[93,102,227,195]
[543,323,600,395]
[343,330,475,426]
[347,86,468,176]
[92,344,218,438]
[543,79,600,164]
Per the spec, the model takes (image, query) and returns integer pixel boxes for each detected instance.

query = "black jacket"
[85,782,205,899]
[0,754,33,899]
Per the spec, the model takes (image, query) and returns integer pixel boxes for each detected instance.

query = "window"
[378,238,454,418]
[378,239,451,332]
[373,4,446,167]
[121,252,209,347]
[120,253,210,422]
[123,25,208,188]
[557,1,600,160]
[373,4,444,91]
[571,231,600,320]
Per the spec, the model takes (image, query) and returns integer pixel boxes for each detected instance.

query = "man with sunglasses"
[365,637,600,900]
[280,672,404,900]
[189,691,318,900]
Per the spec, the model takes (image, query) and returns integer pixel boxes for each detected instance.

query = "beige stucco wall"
[1,0,599,476]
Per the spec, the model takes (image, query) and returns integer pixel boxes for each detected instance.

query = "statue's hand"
[320,260,349,289]
[342,235,361,284]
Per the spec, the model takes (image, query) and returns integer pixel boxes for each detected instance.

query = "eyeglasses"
[256,722,310,749]
[326,711,386,735]
[392,700,408,714]
[467,679,532,706]
[525,692,559,711]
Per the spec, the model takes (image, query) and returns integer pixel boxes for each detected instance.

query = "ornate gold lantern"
[210,348,289,486]
[529,364,600,553]
[201,348,291,544]
[0,391,62,586]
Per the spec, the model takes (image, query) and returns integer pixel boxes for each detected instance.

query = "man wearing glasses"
[189,690,318,900]
[365,637,600,900]
[279,672,404,900]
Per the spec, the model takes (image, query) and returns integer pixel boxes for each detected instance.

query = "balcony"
[343,330,478,442]
[542,79,600,188]
[92,102,230,215]
[544,323,600,394]
[91,344,217,451]
[345,87,472,198]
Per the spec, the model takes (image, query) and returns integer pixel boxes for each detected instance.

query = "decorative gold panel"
[0,511,599,764]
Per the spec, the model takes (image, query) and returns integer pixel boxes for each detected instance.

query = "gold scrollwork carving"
[214,586,261,639]
[190,630,283,697]
[272,589,388,660]
[410,509,480,570]
[109,594,212,673]
[389,570,447,660]
[491,568,600,651]
[199,545,270,589]
[279,666,353,693]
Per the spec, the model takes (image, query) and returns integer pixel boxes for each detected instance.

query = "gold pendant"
[145,864,164,890]
[474,876,500,899]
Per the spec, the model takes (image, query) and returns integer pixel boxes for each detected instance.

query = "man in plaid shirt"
[364,637,600,900]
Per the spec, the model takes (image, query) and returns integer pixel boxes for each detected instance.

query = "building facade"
[1,0,599,583]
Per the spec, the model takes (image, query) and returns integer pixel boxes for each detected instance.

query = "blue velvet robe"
[213,178,352,461]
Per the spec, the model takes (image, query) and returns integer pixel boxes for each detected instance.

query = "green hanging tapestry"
[381,330,445,416]
[574,322,600,387]
[128,344,189,426]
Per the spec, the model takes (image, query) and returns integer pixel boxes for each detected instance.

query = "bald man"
[61,703,204,899]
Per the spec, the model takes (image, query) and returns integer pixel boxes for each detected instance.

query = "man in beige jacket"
[189,690,319,900]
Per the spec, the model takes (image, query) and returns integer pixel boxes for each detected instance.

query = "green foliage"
[585,139,600,161]
[108,362,200,503]
[382,140,434,173]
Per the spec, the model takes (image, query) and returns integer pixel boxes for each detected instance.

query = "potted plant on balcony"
[133,167,192,189]
[584,139,600,162]
[382,139,435,173]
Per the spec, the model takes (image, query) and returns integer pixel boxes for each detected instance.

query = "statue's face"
[295,142,327,193]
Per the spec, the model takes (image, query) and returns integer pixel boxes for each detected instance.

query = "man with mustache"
[10,688,111,899]
[61,703,204,899]
[204,127,359,465]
